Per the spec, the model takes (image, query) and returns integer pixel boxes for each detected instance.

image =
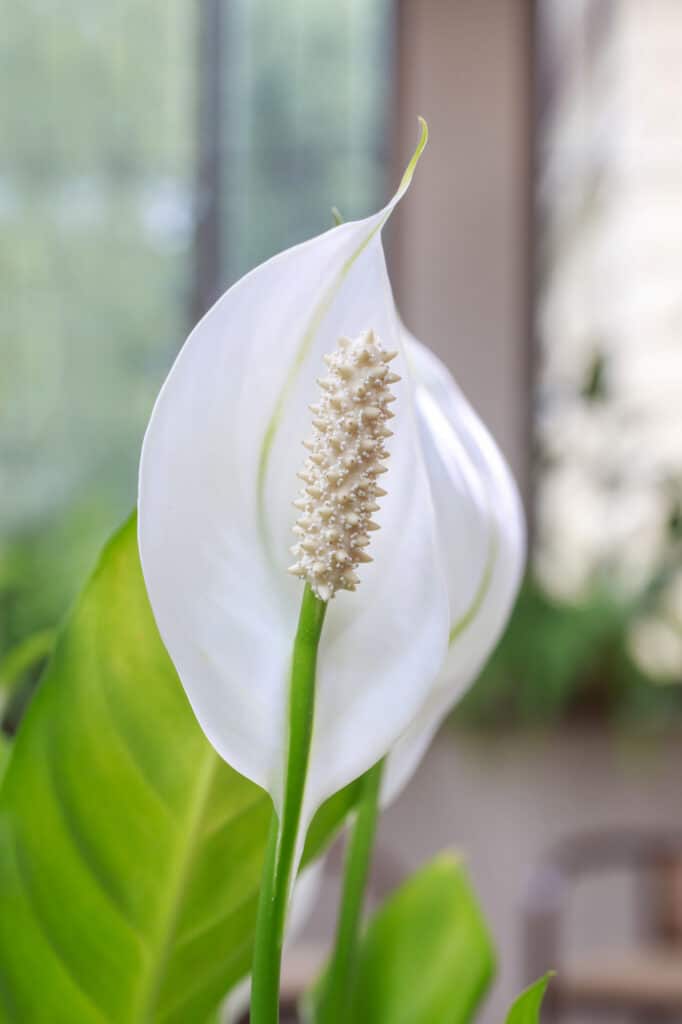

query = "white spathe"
[382,328,526,803]
[138,119,524,837]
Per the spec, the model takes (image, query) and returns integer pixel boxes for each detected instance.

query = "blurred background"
[2,1,682,1021]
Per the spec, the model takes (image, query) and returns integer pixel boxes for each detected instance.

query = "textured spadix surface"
[289,330,400,600]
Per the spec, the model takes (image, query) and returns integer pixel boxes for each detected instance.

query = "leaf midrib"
[132,744,221,1023]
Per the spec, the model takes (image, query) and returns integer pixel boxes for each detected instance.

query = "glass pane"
[222,0,392,284]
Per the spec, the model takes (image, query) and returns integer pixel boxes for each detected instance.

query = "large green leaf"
[505,974,553,1024]
[0,515,357,1023]
[345,853,495,1024]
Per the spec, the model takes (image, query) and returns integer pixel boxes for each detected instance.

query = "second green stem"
[317,758,384,1024]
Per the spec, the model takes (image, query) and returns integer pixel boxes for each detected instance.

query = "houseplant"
[0,121,550,1022]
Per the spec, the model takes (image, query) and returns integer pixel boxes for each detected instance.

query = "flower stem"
[251,584,327,1024]
[316,758,384,1024]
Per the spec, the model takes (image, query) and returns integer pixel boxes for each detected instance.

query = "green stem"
[317,758,384,1024]
[251,584,327,1024]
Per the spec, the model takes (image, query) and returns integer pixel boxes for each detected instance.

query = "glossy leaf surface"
[0,516,356,1023]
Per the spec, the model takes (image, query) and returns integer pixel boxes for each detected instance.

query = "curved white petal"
[382,329,526,804]
[139,122,449,817]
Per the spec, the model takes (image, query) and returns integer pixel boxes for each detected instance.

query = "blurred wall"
[390,0,533,502]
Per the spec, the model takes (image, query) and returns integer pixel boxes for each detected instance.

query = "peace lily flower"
[138,119,523,848]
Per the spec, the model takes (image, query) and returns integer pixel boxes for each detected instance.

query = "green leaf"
[345,853,495,1024]
[0,514,357,1023]
[505,974,554,1024]
[0,734,9,782]
[0,629,56,692]
[0,628,55,720]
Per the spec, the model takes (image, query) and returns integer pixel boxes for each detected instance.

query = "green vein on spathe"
[256,118,428,563]
[397,116,429,193]
[448,523,498,647]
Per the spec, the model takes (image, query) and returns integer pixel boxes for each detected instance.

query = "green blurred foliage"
[0,0,194,687]
[457,573,682,728]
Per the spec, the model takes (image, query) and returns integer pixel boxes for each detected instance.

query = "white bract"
[138,121,524,835]
[382,326,525,803]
